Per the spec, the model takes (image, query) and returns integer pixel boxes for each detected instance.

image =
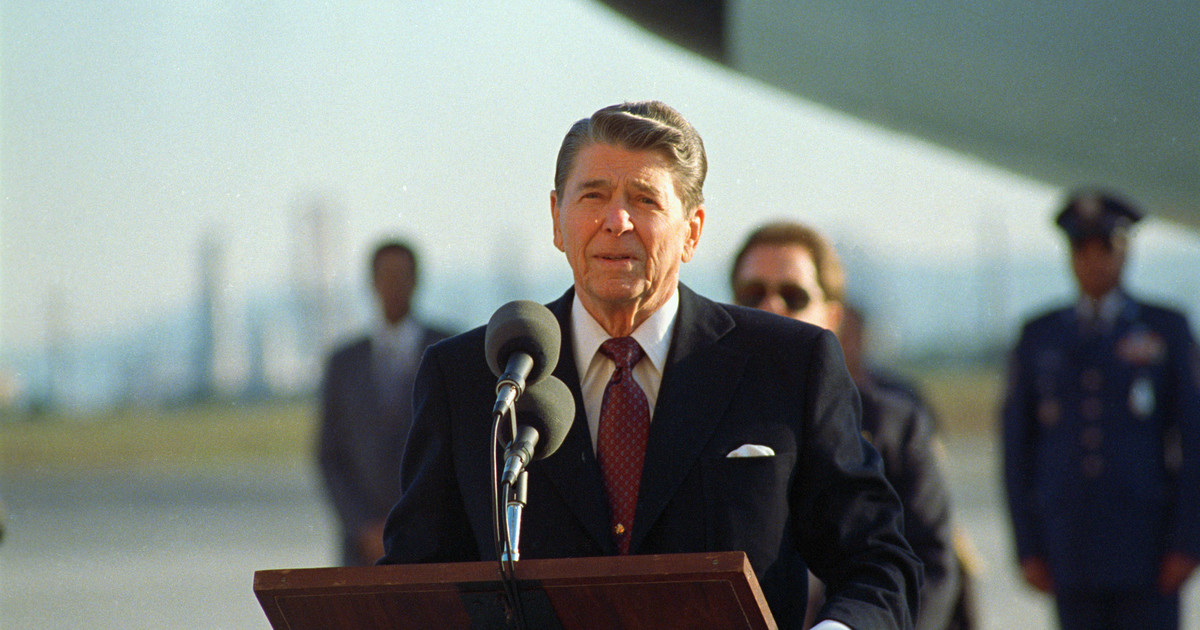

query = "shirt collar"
[571,290,678,377]
[1077,289,1125,326]
[373,316,419,351]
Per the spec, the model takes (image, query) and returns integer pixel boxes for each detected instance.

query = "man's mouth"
[598,253,634,262]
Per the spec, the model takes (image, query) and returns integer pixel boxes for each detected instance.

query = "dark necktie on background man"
[595,337,651,555]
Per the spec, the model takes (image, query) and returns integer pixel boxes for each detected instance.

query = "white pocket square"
[726,444,776,458]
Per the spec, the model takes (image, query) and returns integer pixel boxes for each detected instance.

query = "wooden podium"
[254,551,776,629]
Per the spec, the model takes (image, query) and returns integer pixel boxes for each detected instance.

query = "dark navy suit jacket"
[318,324,448,565]
[860,385,959,630]
[381,285,920,629]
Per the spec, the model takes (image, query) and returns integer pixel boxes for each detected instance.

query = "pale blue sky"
[3,0,1197,357]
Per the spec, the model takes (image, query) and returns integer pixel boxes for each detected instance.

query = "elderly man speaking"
[379,101,921,630]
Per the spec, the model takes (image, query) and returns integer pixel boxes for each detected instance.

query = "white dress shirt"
[371,317,422,391]
[1076,289,1124,332]
[571,291,676,453]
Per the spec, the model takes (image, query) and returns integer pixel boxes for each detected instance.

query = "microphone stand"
[502,471,528,562]
[491,407,529,629]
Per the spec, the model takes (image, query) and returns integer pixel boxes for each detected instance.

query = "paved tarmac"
[0,463,336,629]
[1,436,1197,629]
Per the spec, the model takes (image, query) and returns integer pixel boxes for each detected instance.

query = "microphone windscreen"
[484,300,561,385]
[514,375,575,460]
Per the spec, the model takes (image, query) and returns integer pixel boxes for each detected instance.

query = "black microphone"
[485,300,561,418]
[500,375,575,486]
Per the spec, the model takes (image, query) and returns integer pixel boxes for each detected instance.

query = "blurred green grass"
[909,362,1005,437]
[1,399,317,471]
[0,364,1005,471]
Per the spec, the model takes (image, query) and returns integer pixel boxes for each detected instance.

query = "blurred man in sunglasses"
[1002,190,1200,630]
[732,221,964,630]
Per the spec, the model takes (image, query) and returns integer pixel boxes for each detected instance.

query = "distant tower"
[194,230,222,402]
[242,304,270,400]
[294,196,341,346]
[491,233,532,304]
[287,194,344,392]
[43,289,69,412]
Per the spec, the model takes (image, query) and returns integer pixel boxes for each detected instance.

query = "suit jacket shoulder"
[419,322,454,347]
[1127,298,1194,334]
[327,335,372,368]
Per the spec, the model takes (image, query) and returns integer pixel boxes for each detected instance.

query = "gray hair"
[553,101,707,213]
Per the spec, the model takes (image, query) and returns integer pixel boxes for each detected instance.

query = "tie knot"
[600,337,644,370]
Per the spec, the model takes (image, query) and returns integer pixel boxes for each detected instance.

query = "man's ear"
[681,206,705,262]
[550,190,564,252]
[826,300,845,334]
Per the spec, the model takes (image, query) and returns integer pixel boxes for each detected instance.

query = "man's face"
[733,243,840,331]
[373,249,416,325]
[1071,237,1125,300]
[551,143,703,330]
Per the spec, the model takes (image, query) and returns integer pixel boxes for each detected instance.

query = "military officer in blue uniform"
[1002,190,1200,629]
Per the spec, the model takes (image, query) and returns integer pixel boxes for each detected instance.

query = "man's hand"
[1020,556,1054,593]
[357,520,387,565]
[1157,552,1199,595]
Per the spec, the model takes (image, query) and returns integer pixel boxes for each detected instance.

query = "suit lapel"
[630,285,745,552]
[536,288,619,554]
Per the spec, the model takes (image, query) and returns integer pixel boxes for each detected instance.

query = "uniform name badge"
[1129,376,1155,419]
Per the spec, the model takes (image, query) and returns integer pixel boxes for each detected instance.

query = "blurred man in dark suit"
[318,239,450,566]
[838,303,980,630]
[379,101,921,630]
[731,221,962,630]
[1002,190,1200,629]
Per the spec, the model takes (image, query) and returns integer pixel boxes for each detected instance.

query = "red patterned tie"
[596,337,651,555]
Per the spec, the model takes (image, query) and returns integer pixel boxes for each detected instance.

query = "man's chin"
[580,280,653,308]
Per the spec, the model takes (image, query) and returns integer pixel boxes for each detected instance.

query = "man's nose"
[601,200,634,233]
[758,294,791,317]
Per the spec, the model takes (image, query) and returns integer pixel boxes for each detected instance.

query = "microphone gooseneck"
[500,375,575,486]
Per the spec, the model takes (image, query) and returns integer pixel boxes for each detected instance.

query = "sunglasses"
[733,281,812,312]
